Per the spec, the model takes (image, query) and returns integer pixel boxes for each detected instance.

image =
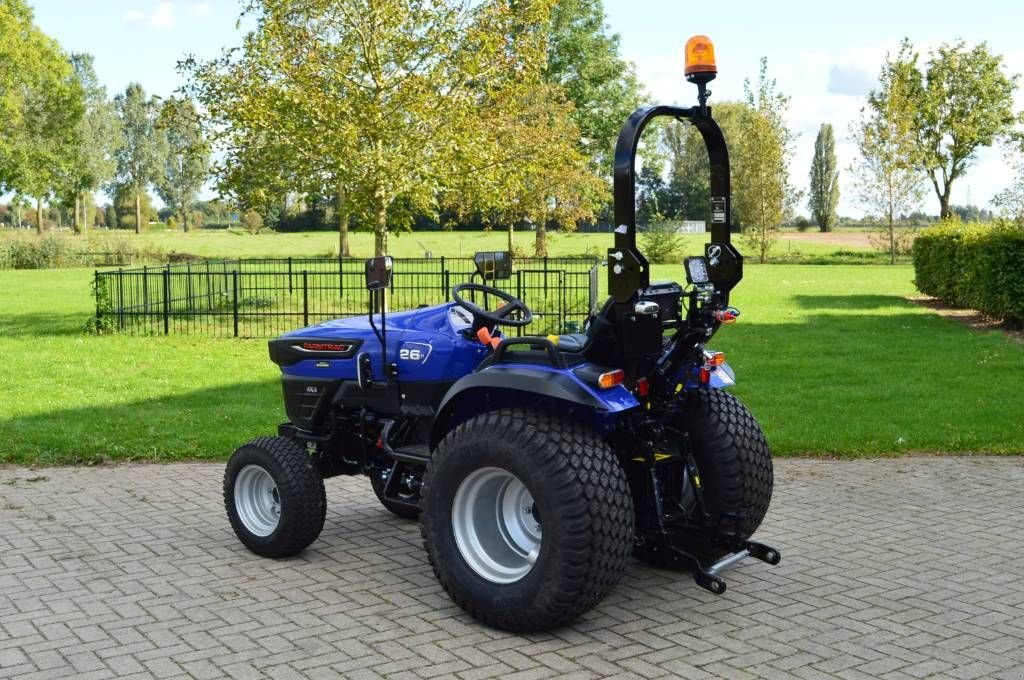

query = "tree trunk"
[82,194,89,236]
[940,187,952,220]
[135,192,142,234]
[35,198,43,235]
[374,202,388,257]
[336,184,351,257]
[534,220,547,257]
[73,195,81,234]
[507,222,514,255]
[182,208,190,233]
[888,213,896,265]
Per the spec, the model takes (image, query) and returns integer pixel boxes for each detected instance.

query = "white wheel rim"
[452,467,541,584]
[235,465,281,537]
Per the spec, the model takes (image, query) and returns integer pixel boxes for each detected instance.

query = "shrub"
[913,221,1024,324]
[640,222,685,264]
[241,210,264,234]
[1,233,86,269]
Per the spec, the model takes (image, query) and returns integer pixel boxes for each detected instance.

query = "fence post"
[232,271,240,337]
[117,268,124,331]
[302,270,309,327]
[288,256,293,293]
[186,262,194,313]
[94,270,101,324]
[162,268,170,335]
[342,256,350,303]
[142,265,149,312]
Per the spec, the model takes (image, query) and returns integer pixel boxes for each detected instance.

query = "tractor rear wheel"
[420,409,633,632]
[637,387,773,568]
[224,436,326,558]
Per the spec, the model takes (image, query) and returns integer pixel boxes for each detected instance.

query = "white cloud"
[122,9,146,25]
[187,2,211,18]
[121,2,178,31]
[149,2,176,30]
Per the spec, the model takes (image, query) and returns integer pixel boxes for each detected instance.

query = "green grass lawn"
[1,263,1021,464]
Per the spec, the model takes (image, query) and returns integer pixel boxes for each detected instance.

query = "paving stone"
[0,458,1022,678]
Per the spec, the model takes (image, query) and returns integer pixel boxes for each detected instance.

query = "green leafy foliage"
[0,0,84,230]
[913,221,1024,323]
[808,123,839,232]
[852,41,926,264]
[156,97,209,233]
[736,59,799,264]
[639,222,684,264]
[111,83,167,234]
[884,39,1021,217]
[543,0,643,175]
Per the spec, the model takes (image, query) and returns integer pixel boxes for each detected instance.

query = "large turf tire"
[639,387,773,567]
[420,409,633,632]
[370,465,420,520]
[224,436,326,558]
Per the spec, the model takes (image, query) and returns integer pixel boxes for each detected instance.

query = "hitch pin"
[707,549,750,576]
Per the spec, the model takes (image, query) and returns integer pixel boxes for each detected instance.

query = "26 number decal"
[399,342,432,363]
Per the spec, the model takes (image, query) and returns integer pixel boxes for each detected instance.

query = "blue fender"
[429,362,639,449]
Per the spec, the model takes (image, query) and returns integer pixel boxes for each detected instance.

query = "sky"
[27,0,1024,216]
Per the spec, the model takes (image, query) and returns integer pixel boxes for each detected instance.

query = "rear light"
[703,351,726,368]
[636,378,650,397]
[598,369,625,389]
[699,367,711,384]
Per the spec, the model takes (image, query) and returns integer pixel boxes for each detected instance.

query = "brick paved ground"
[1,457,1022,680]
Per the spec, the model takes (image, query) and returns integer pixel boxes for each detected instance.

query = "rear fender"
[429,364,639,449]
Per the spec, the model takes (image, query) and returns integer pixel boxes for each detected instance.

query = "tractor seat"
[548,333,589,353]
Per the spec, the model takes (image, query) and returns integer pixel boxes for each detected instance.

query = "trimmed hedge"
[913,221,1024,324]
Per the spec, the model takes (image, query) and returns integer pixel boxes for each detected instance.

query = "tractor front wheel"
[224,436,326,558]
[420,409,634,632]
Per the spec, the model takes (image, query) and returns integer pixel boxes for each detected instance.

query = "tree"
[0,0,84,233]
[187,0,565,257]
[734,59,798,264]
[544,0,644,175]
[156,97,209,232]
[890,39,1021,218]
[993,149,1024,224]
[113,184,156,230]
[661,102,746,225]
[851,44,926,264]
[66,53,119,235]
[808,123,840,232]
[112,83,166,234]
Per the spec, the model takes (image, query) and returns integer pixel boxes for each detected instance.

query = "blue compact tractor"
[224,36,779,631]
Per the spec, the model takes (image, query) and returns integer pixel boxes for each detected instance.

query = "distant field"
[78,227,882,261]
[1,263,1020,464]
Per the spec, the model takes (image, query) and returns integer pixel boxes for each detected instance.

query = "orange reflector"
[705,351,726,367]
[684,35,717,78]
[598,369,625,389]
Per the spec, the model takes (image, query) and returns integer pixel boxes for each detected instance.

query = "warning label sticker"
[711,197,726,224]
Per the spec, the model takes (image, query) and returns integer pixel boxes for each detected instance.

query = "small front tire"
[224,436,326,558]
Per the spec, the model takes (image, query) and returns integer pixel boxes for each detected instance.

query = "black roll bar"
[608,105,740,303]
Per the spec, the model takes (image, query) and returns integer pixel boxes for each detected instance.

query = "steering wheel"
[451,282,533,329]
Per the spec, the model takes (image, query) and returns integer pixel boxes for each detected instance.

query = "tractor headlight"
[685,256,710,285]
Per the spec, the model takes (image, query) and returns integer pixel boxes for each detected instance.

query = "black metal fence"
[94,257,600,338]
